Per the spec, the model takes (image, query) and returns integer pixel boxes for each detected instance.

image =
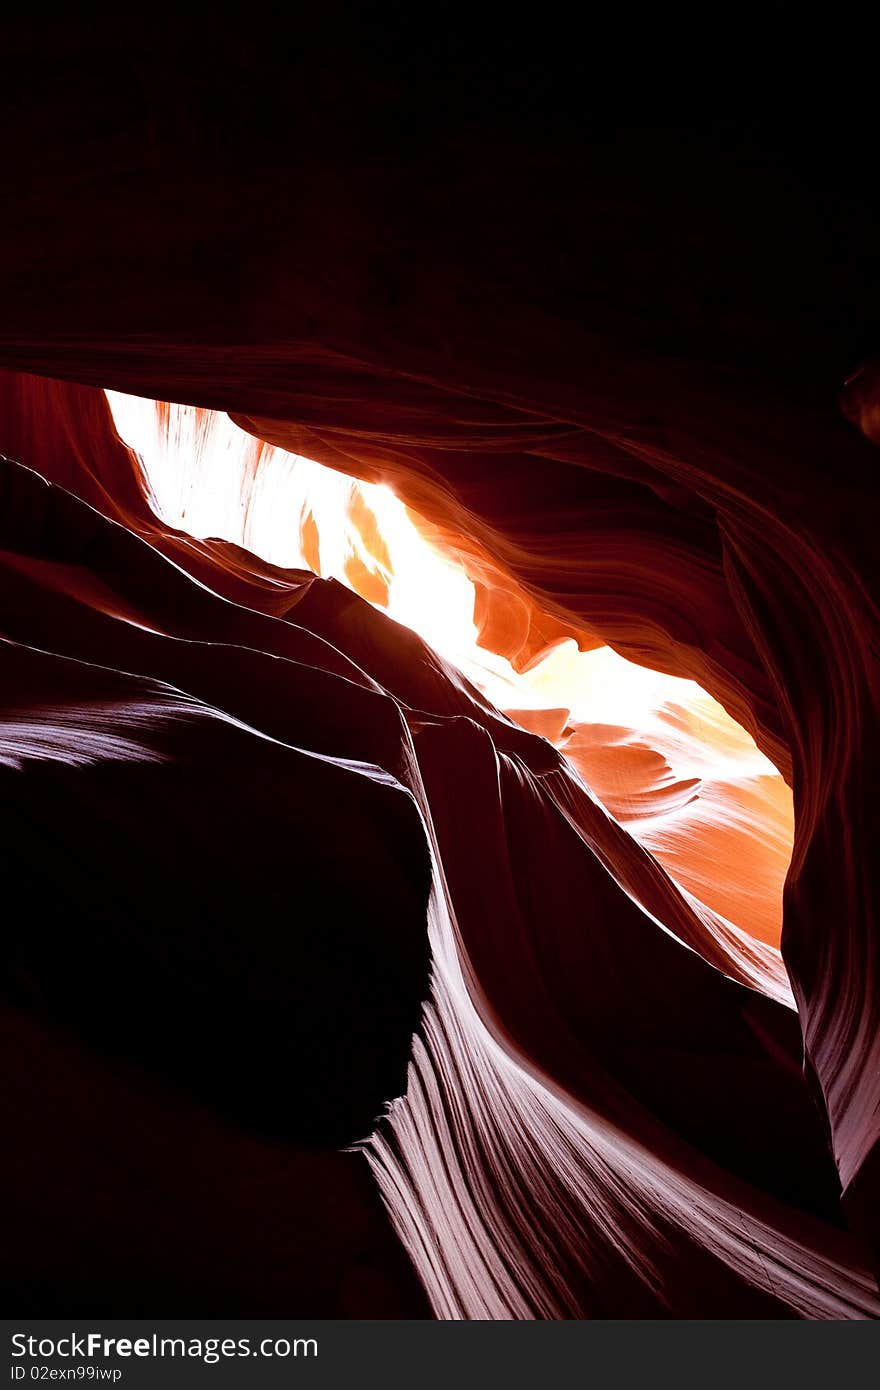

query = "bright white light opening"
[106,390,793,945]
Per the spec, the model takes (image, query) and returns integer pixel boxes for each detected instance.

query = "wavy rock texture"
[105,393,795,959]
[0,376,876,1319]
[0,15,878,1316]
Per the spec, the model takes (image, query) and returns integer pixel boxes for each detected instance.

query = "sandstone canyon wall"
[0,14,878,1317]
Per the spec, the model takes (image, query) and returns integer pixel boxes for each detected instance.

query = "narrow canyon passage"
[1,14,878,1320]
[0,374,875,1317]
[106,390,795,952]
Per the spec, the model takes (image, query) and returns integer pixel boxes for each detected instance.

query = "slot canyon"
[1,15,878,1319]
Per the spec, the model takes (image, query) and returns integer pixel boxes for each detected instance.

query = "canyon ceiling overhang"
[1,15,878,1316]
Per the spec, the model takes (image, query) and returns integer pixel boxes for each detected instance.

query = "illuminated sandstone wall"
[0,375,875,1318]
[105,391,795,949]
[0,14,878,1318]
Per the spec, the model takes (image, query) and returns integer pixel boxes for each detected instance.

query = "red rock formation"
[0,13,877,1315]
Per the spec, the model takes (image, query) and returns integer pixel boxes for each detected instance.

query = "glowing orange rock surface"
[0,18,878,1316]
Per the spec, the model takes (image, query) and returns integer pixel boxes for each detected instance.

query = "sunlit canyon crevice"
[1,16,878,1321]
[107,391,794,954]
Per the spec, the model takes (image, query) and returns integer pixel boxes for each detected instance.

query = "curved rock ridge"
[104,391,795,952]
[237,372,880,1243]
[0,20,877,1307]
[0,375,876,1318]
